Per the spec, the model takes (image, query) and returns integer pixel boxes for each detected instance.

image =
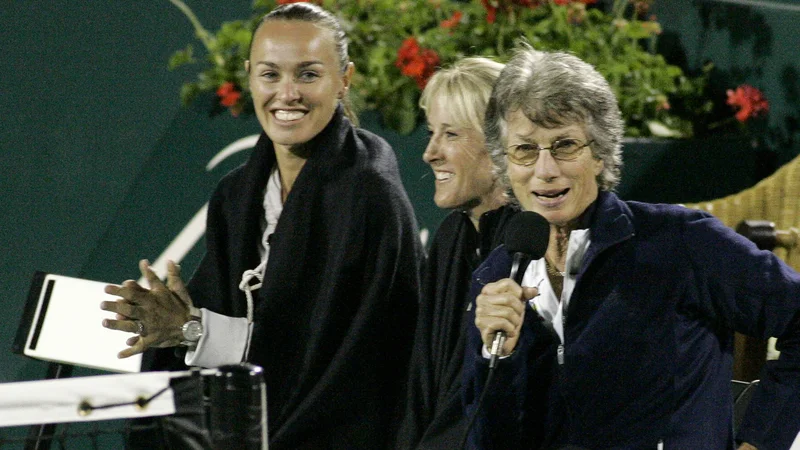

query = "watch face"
[182,320,203,342]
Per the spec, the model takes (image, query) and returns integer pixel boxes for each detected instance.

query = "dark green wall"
[1,0,798,390]
[0,2,256,383]
[652,0,800,164]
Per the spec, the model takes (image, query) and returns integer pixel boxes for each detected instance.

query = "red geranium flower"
[416,49,440,89]
[726,84,769,123]
[216,82,242,109]
[440,11,463,29]
[395,37,440,90]
[396,37,420,65]
[480,0,498,24]
[402,59,426,78]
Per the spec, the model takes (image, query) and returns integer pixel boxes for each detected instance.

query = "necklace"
[545,258,565,298]
[545,258,565,277]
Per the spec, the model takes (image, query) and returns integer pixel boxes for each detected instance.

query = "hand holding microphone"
[475,280,540,365]
[474,211,549,368]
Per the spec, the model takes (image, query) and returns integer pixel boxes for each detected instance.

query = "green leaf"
[179,82,201,106]
[165,0,717,136]
[168,45,195,70]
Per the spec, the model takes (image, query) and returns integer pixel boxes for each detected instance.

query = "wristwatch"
[181,317,203,347]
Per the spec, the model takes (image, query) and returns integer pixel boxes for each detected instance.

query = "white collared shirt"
[185,168,282,368]
[482,228,592,359]
[523,228,591,343]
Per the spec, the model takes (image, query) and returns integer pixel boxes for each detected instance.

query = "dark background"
[1,0,798,388]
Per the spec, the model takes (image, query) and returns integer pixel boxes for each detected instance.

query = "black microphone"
[488,211,549,368]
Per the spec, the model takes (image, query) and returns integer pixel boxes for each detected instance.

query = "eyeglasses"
[505,138,594,166]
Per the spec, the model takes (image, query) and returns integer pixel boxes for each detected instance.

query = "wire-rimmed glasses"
[505,138,594,166]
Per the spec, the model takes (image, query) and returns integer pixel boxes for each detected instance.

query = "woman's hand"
[475,278,538,356]
[100,260,193,358]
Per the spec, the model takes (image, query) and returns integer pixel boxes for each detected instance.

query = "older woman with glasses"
[463,43,800,449]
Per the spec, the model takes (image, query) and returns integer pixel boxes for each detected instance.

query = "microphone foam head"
[504,211,550,259]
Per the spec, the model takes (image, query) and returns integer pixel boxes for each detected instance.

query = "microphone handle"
[488,252,526,369]
[488,331,505,369]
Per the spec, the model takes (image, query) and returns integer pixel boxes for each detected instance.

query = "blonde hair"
[419,57,504,134]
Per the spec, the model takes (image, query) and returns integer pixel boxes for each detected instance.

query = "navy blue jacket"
[464,191,800,449]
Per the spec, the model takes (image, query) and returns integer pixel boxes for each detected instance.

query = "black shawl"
[395,205,516,449]
[150,107,423,449]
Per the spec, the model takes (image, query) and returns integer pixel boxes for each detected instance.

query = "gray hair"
[485,42,624,192]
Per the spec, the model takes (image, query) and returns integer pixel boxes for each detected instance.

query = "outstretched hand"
[100,260,193,358]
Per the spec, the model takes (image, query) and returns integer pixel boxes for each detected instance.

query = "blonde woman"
[395,57,510,449]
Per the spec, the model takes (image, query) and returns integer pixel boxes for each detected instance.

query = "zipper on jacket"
[558,309,567,365]
[657,439,664,450]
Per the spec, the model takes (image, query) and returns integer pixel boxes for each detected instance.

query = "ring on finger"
[136,320,146,336]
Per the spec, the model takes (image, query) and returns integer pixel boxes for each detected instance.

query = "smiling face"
[423,97,498,217]
[505,109,603,226]
[246,20,353,153]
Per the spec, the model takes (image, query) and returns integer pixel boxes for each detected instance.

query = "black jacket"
[149,107,423,449]
[396,206,515,449]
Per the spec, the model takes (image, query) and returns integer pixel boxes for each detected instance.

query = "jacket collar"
[580,190,636,270]
[473,191,636,296]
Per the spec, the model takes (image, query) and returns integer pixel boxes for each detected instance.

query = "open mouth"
[534,188,569,199]
[273,110,307,121]
[434,171,454,182]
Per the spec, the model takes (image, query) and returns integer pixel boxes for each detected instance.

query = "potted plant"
[165,0,770,202]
